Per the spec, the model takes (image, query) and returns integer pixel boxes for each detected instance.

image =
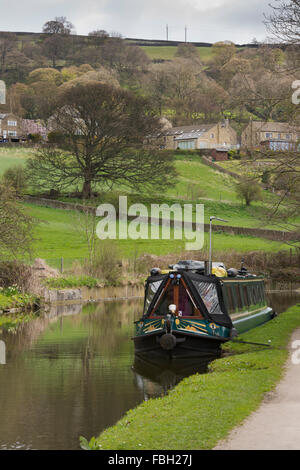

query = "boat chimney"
[204,260,209,276]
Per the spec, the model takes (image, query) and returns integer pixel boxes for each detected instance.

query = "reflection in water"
[132,355,212,400]
[267,291,300,314]
[0,291,299,450]
[0,299,144,450]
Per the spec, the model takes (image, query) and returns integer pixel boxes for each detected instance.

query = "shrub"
[235,177,262,206]
[1,165,27,195]
[87,240,122,285]
[0,261,32,292]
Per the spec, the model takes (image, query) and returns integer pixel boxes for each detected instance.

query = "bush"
[1,165,27,195]
[0,261,32,292]
[228,149,241,160]
[235,177,262,206]
[28,133,42,143]
[87,240,122,285]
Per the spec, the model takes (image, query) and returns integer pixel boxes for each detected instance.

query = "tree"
[255,147,300,248]
[235,177,262,206]
[264,0,300,44]
[0,32,17,73]
[27,82,176,199]
[0,184,35,259]
[1,166,27,196]
[88,30,109,47]
[175,43,199,59]
[42,16,75,35]
[211,41,236,67]
[42,35,69,68]
[100,37,149,77]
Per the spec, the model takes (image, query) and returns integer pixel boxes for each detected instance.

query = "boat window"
[226,286,235,313]
[243,286,250,307]
[151,281,200,317]
[192,281,224,315]
[252,285,260,305]
[235,285,243,309]
[144,280,163,315]
[178,283,195,317]
[153,284,174,316]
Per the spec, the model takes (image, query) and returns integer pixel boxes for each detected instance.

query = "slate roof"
[164,124,216,140]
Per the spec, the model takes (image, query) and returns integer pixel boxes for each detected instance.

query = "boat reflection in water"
[132,354,213,400]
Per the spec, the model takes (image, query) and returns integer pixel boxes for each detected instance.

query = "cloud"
[0,0,273,43]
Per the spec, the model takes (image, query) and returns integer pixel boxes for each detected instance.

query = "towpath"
[214,329,300,450]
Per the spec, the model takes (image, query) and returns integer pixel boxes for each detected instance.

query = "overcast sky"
[0,0,273,44]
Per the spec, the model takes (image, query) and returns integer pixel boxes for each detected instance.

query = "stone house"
[0,113,24,142]
[157,120,238,151]
[241,120,300,151]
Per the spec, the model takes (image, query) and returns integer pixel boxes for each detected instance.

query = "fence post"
[60,257,64,274]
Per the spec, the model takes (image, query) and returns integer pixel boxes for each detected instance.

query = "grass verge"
[85,304,300,450]
[44,275,99,289]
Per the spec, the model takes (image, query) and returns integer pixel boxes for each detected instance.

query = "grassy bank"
[85,304,300,450]
[0,287,39,330]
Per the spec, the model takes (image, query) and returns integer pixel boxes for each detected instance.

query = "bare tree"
[27,82,176,199]
[264,0,300,44]
[0,32,17,73]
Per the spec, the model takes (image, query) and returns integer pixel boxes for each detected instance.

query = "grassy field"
[83,304,300,450]
[0,147,293,264]
[0,148,270,230]
[141,46,214,63]
[0,147,33,175]
[24,203,288,268]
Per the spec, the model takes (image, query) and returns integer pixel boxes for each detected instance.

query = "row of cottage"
[1,113,299,159]
[158,119,300,157]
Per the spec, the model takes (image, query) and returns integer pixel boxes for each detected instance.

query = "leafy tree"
[211,41,236,67]
[42,16,75,35]
[27,82,176,199]
[235,177,262,206]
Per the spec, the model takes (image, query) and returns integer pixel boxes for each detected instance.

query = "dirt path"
[214,329,300,450]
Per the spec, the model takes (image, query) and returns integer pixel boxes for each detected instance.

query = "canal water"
[0,292,299,450]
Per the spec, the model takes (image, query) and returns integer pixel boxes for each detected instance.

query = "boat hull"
[133,330,225,359]
[232,307,274,334]
[133,306,274,359]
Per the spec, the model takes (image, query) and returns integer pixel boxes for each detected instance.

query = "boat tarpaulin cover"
[182,272,232,328]
[143,274,168,316]
[143,272,232,328]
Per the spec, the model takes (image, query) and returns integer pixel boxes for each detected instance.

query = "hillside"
[0,148,294,269]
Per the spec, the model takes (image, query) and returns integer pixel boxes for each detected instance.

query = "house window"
[210,133,214,139]
[177,140,196,150]
[277,133,281,139]
[266,132,273,139]
[7,120,17,127]
[8,131,17,137]
[286,134,292,140]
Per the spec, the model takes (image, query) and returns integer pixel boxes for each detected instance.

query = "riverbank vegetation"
[83,304,300,450]
[0,285,39,330]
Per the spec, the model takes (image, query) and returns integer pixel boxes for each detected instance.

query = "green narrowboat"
[133,260,275,359]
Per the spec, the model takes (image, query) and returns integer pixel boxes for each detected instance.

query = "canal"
[0,291,299,450]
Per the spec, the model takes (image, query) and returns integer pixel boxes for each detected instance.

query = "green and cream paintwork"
[135,317,231,342]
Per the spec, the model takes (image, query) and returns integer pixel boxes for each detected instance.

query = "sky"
[0,0,274,44]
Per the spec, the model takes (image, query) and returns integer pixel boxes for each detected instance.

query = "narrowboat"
[133,260,275,359]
